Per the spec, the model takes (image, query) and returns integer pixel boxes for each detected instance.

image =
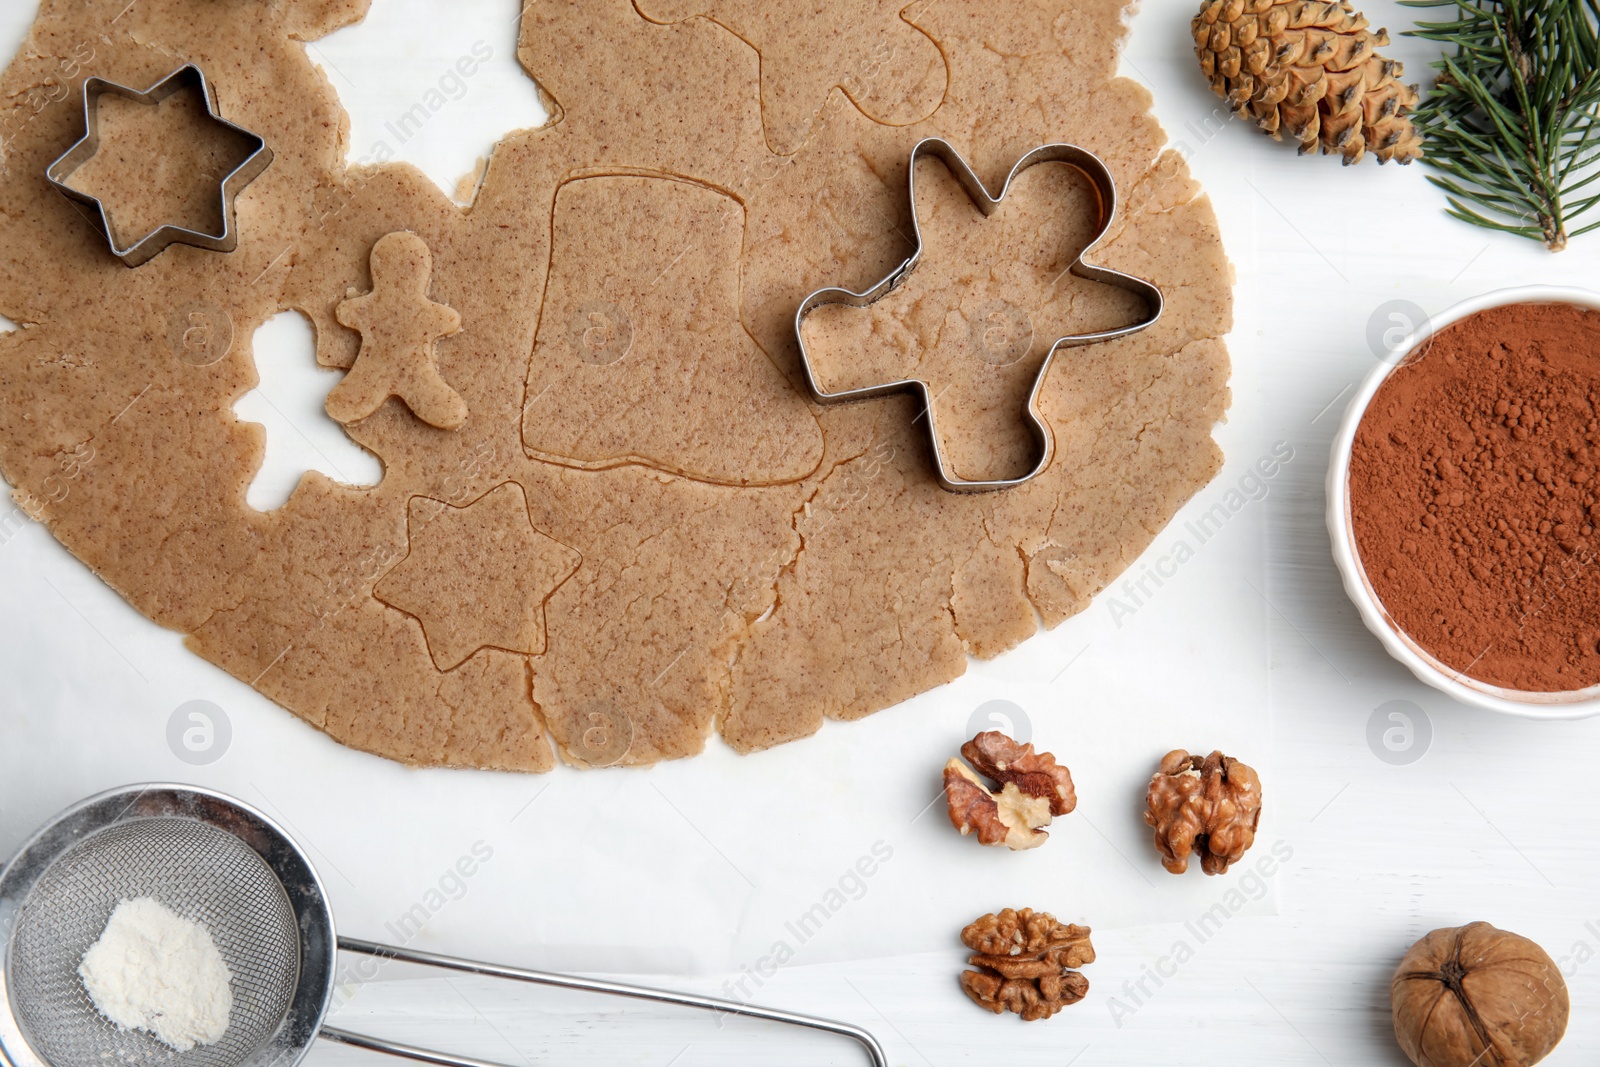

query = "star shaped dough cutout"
[634,0,947,155]
[329,231,469,430]
[375,483,583,672]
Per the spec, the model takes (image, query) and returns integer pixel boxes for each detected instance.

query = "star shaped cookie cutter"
[46,64,273,268]
[794,137,1164,493]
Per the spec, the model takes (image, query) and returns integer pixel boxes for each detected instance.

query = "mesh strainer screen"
[6,818,301,1067]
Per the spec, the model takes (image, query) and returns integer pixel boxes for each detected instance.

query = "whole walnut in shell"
[1392,922,1568,1067]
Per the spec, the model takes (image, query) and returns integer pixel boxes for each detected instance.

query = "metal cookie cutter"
[794,137,1164,493]
[46,64,273,268]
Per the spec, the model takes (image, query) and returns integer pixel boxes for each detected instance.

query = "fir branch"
[1403,0,1600,250]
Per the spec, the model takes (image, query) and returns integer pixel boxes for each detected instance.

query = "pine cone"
[1193,0,1423,165]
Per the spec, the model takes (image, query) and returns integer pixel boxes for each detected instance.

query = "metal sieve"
[0,785,887,1067]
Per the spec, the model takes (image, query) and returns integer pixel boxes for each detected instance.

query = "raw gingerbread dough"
[330,230,467,430]
[800,159,1152,483]
[634,0,947,155]
[0,0,1231,771]
[62,82,259,250]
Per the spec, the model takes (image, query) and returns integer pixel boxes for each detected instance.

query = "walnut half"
[944,731,1076,851]
[1143,749,1262,875]
[959,908,1094,1021]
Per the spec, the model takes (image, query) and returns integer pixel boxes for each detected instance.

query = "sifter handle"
[321,937,888,1067]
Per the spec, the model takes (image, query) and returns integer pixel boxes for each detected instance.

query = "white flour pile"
[77,898,234,1051]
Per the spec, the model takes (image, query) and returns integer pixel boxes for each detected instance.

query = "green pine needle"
[1402,0,1600,250]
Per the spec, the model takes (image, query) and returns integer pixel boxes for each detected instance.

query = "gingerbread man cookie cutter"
[794,137,1164,494]
[46,64,273,268]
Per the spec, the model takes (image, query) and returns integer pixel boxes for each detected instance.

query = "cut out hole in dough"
[235,311,382,511]
[312,0,548,204]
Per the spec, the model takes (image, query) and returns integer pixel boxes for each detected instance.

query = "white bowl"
[1326,285,1600,720]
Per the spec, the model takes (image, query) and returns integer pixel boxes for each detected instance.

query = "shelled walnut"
[944,732,1076,851]
[959,908,1094,1021]
[1144,749,1261,875]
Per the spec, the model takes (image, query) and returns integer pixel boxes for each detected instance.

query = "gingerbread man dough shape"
[329,231,468,430]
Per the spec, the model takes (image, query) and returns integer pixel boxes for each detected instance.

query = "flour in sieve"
[77,897,234,1051]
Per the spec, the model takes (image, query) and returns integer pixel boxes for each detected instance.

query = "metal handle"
[320,937,889,1067]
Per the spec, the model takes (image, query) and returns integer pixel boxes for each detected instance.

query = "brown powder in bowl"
[1349,301,1600,692]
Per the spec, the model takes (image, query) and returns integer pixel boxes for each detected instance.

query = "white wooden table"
[2,1,1598,1063]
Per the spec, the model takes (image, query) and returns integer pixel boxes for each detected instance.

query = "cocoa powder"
[1349,301,1600,692]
